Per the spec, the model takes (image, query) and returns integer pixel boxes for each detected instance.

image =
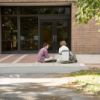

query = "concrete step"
[0,63,88,74]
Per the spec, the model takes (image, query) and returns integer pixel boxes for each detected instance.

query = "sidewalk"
[0,76,99,100]
[76,54,100,69]
[0,54,100,73]
[77,54,100,64]
[0,63,88,74]
[0,54,100,64]
[0,54,100,100]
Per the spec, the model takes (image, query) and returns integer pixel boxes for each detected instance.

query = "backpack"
[69,52,77,63]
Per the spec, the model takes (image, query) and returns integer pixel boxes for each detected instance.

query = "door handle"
[53,35,57,42]
[53,35,55,41]
[55,35,57,41]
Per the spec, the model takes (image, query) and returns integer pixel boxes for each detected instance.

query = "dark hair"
[43,43,49,47]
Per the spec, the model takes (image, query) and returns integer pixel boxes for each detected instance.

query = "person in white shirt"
[57,40,70,63]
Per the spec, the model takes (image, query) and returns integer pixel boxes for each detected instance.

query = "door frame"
[39,16,68,52]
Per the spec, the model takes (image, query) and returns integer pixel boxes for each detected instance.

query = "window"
[20,7,66,15]
[1,7,17,15]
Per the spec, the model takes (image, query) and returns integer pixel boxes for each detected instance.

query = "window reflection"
[20,7,66,14]
[40,22,53,50]
[20,17,38,50]
[1,6,71,15]
[2,16,18,51]
[56,20,70,49]
[1,7,17,15]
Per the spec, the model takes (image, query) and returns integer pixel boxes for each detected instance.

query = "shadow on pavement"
[0,83,72,100]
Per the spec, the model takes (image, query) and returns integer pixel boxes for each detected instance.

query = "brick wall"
[71,3,100,54]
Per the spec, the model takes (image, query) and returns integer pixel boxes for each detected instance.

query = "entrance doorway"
[40,19,71,52]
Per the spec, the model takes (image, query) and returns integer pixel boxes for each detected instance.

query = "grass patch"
[64,69,100,96]
[65,69,100,77]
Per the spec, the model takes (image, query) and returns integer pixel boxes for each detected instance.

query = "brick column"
[71,3,78,53]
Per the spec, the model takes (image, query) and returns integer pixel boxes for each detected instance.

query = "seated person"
[57,40,77,63]
[37,43,56,63]
[57,40,70,63]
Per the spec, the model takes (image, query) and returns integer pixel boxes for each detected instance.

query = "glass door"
[40,19,70,52]
[56,20,70,49]
[40,21,56,52]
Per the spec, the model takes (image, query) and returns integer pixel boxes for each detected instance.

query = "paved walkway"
[0,54,88,74]
[0,54,99,73]
[0,74,100,100]
[0,54,100,100]
[77,54,100,64]
[76,54,100,69]
[0,63,87,74]
[0,54,37,63]
[0,54,100,64]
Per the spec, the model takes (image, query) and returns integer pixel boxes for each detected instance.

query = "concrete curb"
[0,63,88,74]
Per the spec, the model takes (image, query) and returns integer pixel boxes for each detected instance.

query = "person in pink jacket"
[37,43,55,63]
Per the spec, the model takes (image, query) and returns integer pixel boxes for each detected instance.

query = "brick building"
[0,0,100,54]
